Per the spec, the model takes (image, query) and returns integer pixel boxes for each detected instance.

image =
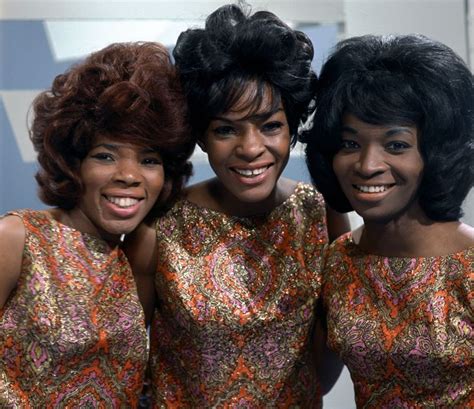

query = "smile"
[354,184,394,193]
[105,196,140,208]
[232,166,270,177]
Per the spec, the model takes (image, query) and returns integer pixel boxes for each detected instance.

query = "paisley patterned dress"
[149,183,329,408]
[0,210,148,408]
[323,232,474,408]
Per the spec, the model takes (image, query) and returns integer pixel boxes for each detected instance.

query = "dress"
[149,183,329,408]
[323,232,474,408]
[0,210,148,408]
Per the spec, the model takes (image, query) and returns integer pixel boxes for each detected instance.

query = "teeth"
[355,185,391,193]
[234,167,268,177]
[106,196,139,208]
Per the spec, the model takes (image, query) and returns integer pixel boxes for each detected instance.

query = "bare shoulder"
[279,177,299,199]
[0,215,26,308]
[457,222,474,246]
[0,215,26,259]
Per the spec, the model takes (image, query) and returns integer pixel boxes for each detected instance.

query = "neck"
[52,208,122,246]
[359,217,470,257]
[207,177,292,217]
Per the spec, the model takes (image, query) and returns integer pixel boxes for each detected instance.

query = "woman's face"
[333,113,425,224]
[200,86,291,211]
[70,135,164,242]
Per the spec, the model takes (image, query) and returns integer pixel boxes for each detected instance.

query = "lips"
[354,184,394,193]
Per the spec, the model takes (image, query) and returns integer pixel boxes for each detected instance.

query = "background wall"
[0,1,472,407]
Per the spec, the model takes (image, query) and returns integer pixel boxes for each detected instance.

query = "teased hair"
[30,42,194,214]
[172,3,317,145]
[303,34,474,221]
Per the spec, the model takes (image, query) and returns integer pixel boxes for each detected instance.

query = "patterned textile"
[0,210,147,408]
[323,232,474,408]
[149,183,328,408]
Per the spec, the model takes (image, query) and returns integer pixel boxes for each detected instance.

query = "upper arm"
[325,206,350,242]
[313,313,344,395]
[0,215,25,309]
[123,221,158,326]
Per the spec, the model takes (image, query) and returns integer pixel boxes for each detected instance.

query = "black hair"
[303,34,474,221]
[172,2,317,146]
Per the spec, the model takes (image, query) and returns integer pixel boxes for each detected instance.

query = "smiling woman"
[0,42,194,407]
[124,3,350,408]
[304,34,474,407]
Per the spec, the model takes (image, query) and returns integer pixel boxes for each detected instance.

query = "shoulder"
[457,223,474,245]
[0,213,27,308]
[325,231,356,262]
[0,213,26,242]
[290,181,325,207]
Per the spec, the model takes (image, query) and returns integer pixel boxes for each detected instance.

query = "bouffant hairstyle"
[172,3,317,145]
[30,42,194,215]
[303,34,473,221]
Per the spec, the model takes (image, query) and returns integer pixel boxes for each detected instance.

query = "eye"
[261,121,283,134]
[90,152,114,161]
[339,139,360,151]
[385,141,411,152]
[212,126,236,136]
[142,156,163,166]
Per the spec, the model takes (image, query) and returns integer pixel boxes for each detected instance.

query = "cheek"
[145,168,165,197]
[332,154,347,180]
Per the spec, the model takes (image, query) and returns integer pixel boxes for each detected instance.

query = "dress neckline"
[178,181,307,221]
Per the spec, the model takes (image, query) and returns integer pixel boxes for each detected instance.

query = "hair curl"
[30,42,194,215]
[172,2,317,145]
[303,34,474,221]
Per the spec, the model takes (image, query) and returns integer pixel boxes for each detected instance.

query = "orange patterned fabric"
[0,210,147,408]
[149,183,328,408]
[323,233,474,408]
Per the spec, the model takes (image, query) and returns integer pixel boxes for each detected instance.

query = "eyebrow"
[93,143,158,154]
[212,107,284,123]
[341,125,415,137]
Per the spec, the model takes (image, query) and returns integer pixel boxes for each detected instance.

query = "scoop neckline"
[345,231,474,259]
[178,181,306,220]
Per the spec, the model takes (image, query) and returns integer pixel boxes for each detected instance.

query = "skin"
[334,113,474,256]
[0,136,165,309]
[191,103,294,216]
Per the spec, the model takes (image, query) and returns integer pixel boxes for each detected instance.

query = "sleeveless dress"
[323,232,474,408]
[0,210,148,408]
[149,183,328,408]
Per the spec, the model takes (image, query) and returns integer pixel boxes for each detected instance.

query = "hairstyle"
[303,34,474,221]
[172,2,317,145]
[30,42,194,215]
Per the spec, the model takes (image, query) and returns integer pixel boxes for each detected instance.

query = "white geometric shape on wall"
[1,90,40,163]
[44,20,202,62]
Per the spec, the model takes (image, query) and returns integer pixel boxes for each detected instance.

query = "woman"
[126,4,349,407]
[304,34,473,407]
[0,42,193,407]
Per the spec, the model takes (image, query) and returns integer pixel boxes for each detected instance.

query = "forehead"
[342,113,418,137]
[92,135,156,153]
[219,84,283,122]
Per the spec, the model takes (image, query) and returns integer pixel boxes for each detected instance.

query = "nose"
[355,146,387,177]
[113,159,142,186]
[235,128,265,160]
